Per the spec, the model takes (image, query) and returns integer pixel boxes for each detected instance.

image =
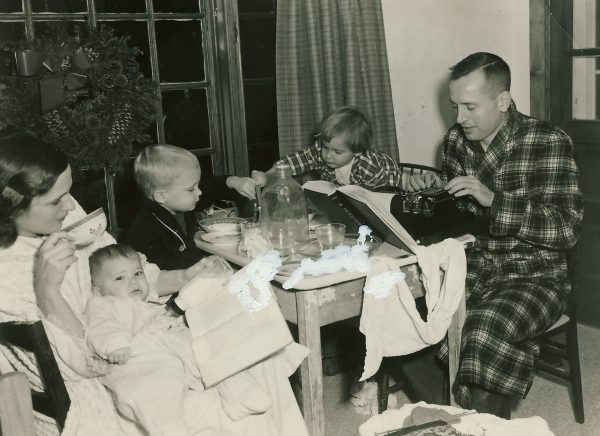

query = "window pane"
[199,155,214,178]
[155,20,204,82]
[99,21,152,79]
[31,0,87,13]
[0,0,22,12]
[573,57,598,120]
[244,81,277,143]
[96,0,146,13]
[572,0,599,119]
[162,88,211,150]
[153,0,199,13]
[0,22,26,76]
[239,17,275,78]
[238,0,275,14]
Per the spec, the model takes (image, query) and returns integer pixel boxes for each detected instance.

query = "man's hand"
[226,176,256,199]
[251,170,268,187]
[445,176,495,207]
[108,347,131,365]
[407,172,443,192]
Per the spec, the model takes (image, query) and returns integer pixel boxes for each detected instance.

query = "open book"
[303,181,419,253]
[303,180,486,252]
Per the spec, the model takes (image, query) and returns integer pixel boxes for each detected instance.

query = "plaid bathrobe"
[438,102,584,399]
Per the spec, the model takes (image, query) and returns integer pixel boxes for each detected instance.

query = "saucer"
[200,231,241,247]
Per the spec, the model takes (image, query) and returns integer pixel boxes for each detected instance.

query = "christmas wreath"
[0,24,158,170]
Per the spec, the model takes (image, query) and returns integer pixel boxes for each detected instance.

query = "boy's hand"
[226,176,256,199]
[183,255,231,281]
[251,170,268,187]
[108,347,131,364]
[407,172,443,192]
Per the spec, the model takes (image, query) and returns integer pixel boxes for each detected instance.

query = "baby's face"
[160,166,202,214]
[93,256,150,301]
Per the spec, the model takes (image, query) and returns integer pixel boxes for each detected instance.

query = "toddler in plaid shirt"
[252,106,404,190]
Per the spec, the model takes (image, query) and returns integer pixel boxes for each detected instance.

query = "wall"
[381,0,530,167]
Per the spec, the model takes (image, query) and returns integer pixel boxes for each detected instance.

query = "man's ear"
[152,190,166,204]
[498,90,511,113]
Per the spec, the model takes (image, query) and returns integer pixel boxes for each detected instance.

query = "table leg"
[447,292,466,406]
[296,290,325,436]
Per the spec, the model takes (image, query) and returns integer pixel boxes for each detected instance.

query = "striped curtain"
[276,0,398,159]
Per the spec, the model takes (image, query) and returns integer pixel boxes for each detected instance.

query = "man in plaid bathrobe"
[409,52,583,417]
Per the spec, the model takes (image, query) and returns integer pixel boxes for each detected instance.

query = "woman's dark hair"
[0,132,69,247]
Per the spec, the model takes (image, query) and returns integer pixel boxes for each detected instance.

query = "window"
[0,0,249,227]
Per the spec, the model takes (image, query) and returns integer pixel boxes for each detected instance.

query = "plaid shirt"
[439,103,584,398]
[282,141,404,189]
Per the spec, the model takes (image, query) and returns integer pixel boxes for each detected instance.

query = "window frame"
[0,0,248,176]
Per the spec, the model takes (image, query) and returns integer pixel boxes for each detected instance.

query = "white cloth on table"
[359,238,467,380]
[358,401,555,436]
[0,197,310,436]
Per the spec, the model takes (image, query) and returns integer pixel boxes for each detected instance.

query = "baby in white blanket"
[85,244,270,436]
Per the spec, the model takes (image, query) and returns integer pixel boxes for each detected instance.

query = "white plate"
[200,231,242,246]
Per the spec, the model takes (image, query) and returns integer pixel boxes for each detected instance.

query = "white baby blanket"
[359,238,467,380]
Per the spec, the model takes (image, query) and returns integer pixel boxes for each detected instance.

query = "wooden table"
[195,233,467,436]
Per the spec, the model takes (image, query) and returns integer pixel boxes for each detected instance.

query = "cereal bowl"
[63,208,107,246]
[199,216,246,233]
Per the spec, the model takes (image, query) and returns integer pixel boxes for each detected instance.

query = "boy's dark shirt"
[120,175,239,270]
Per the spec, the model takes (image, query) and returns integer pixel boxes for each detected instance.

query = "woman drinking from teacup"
[0,132,308,436]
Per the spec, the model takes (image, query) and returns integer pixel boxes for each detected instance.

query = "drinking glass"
[315,223,346,251]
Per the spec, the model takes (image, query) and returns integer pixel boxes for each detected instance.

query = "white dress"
[0,197,309,436]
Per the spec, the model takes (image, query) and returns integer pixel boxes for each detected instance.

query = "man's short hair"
[89,243,140,285]
[449,52,511,94]
[318,106,372,153]
[134,144,200,198]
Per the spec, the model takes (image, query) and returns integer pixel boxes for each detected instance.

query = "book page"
[302,180,337,195]
[337,185,419,252]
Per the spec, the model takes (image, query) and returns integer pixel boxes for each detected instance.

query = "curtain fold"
[276,0,398,159]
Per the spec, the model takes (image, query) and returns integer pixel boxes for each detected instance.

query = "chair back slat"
[0,321,70,431]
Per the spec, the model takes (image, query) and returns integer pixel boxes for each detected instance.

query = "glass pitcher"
[260,162,309,254]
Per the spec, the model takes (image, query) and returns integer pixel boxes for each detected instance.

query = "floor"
[320,323,600,436]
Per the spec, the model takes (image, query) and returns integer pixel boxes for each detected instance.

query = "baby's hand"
[108,347,131,365]
[251,170,268,187]
[227,176,256,199]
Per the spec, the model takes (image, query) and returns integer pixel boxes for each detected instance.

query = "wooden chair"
[376,294,466,413]
[535,244,584,423]
[0,320,71,431]
[0,372,35,436]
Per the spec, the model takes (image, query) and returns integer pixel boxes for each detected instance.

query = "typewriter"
[397,187,454,217]
[388,188,488,245]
